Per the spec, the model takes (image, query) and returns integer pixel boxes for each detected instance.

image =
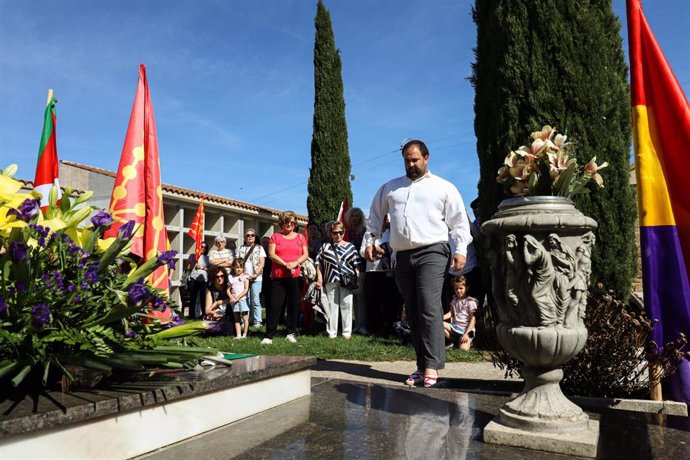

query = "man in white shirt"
[366,140,472,388]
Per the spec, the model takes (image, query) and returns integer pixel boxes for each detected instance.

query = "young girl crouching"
[443,275,477,350]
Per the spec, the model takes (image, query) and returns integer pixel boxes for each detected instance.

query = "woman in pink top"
[261,210,309,344]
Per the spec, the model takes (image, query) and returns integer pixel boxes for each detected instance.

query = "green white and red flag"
[34,95,62,210]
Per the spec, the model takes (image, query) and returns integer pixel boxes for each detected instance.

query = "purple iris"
[128,279,150,305]
[118,220,135,240]
[124,331,137,338]
[0,298,7,316]
[9,242,27,263]
[90,211,113,228]
[160,315,183,330]
[31,304,51,328]
[157,250,177,266]
[8,198,40,222]
[85,266,99,283]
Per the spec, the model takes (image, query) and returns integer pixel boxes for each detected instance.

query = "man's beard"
[406,167,421,179]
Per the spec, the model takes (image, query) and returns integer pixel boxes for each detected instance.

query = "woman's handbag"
[332,244,359,290]
[300,258,317,282]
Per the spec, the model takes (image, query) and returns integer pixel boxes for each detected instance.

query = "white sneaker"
[260,338,273,345]
[286,333,297,343]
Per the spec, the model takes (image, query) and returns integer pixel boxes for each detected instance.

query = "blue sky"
[1,0,688,217]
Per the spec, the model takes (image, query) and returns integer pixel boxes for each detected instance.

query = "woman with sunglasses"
[205,266,232,333]
[315,221,360,339]
[236,228,266,328]
[262,211,308,344]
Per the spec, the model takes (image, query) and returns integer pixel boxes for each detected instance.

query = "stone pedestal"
[484,418,600,458]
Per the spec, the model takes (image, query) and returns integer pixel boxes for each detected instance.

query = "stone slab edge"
[569,395,688,417]
[483,418,599,458]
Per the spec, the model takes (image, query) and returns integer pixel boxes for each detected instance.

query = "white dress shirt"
[366,171,472,255]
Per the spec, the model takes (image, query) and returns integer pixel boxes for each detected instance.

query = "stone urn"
[482,196,599,457]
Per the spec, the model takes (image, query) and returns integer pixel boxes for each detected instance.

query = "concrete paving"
[311,359,519,387]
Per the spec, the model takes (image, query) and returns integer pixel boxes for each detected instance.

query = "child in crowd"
[229,258,250,338]
[443,276,477,350]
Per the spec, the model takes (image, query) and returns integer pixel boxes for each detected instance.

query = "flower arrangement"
[0,164,212,390]
[496,125,608,197]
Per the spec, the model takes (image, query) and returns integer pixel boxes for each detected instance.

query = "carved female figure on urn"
[523,235,557,327]
[545,233,576,324]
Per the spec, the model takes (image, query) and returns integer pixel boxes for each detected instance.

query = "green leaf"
[59,193,72,214]
[11,364,33,387]
[0,361,23,379]
[42,361,51,386]
[554,162,577,197]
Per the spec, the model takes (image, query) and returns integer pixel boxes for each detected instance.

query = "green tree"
[307,0,352,225]
[472,0,637,298]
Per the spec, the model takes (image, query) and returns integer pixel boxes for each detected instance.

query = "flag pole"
[46,89,53,105]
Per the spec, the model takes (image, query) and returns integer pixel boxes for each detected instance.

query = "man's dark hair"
[401,139,429,157]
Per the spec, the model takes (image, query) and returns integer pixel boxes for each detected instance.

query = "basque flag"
[627,0,690,404]
[33,94,62,210]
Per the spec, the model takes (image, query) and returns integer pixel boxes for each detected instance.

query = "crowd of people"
[182,139,482,388]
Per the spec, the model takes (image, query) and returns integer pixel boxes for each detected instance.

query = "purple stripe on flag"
[640,225,690,404]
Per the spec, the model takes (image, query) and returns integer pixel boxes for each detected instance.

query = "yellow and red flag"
[105,64,171,295]
[33,92,62,210]
[188,198,205,259]
[627,0,690,404]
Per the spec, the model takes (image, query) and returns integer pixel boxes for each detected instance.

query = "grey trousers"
[395,242,450,371]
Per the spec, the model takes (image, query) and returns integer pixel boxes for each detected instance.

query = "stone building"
[58,160,308,305]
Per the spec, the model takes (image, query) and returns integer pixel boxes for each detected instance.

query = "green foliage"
[0,165,214,390]
[472,0,637,298]
[307,0,353,224]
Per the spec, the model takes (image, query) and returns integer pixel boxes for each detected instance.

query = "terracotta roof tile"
[60,160,307,221]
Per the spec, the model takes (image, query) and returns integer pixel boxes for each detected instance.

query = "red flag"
[105,65,171,295]
[34,92,62,210]
[188,198,205,259]
[627,0,690,405]
[337,198,350,241]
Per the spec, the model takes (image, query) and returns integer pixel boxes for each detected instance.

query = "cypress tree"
[307,0,352,225]
[472,0,637,298]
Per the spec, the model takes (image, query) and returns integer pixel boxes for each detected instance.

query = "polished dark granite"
[170,378,689,460]
[0,355,315,439]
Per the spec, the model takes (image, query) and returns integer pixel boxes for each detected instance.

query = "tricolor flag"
[34,93,62,210]
[188,198,205,259]
[627,0,690,404]
[105,64,171,296]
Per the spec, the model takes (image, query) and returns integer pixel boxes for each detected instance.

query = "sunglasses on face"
[245,234,255,237]
[215,275,225,279]
[332,231,344,236]
[282,221,295,226]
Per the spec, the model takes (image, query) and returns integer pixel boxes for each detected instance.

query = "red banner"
[188,198,205,259]
[105,64,170,294]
